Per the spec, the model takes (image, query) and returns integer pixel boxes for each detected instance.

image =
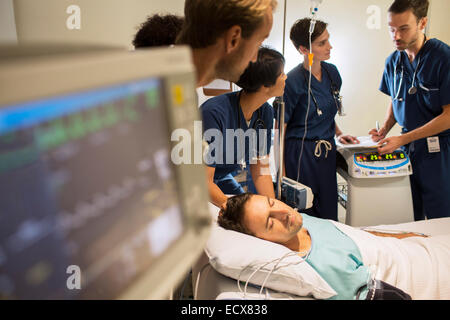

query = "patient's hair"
[388,0,429,21]
[290,18,328,50]
[218,193,255,236]
[236,46,285,93]
[133,14,184,48]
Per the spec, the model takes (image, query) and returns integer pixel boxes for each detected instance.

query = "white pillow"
[205,204,337,299]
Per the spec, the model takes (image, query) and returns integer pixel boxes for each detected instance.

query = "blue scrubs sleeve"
[379,58,392,96]
[201,105,224,168]
[439,59,450,106]
[328,63,342,90]
[283,76,300,124]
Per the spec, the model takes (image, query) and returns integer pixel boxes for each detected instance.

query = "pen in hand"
[374,121,387,149]
[370,121,383,143]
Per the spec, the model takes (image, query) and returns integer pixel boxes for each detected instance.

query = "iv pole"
[276,0,287,199]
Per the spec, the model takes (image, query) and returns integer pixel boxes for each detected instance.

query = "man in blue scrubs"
[370,0,450,220]
[201,47,286,208]
[280,18,358,221]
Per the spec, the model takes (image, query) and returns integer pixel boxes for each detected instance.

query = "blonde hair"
[239,0,278,18]
[177,0,278,48]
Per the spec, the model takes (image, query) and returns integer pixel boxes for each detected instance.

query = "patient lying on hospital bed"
[212,193,450,300]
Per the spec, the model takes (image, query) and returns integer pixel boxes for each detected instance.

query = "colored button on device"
[172,85,185,106]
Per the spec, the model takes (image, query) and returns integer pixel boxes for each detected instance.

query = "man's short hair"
[290,18,328,51]
[177,0,277,49]
[236,46,285,93]
[388,0,429,21]
[133,14,184,48]
[218,193,254,236]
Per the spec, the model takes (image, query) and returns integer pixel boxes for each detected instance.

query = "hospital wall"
[11,0,185,49]
[0,0,17,43]
[4,0,450,136]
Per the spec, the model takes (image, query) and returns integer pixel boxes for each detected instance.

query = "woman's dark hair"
[133,14,184,48]
[388,0,429,21]
[217,193,254,236]
[236,46,285,93]
[289,18,328,50]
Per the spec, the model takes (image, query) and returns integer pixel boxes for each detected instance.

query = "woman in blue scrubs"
[370,0,450,220]
[201,47,286,208]
[280,18,358,221]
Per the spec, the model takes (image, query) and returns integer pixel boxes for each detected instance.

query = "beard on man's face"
[214,45,251,83]
[394,29,421,51]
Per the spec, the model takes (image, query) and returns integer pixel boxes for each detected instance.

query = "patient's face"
[242,195,303,245]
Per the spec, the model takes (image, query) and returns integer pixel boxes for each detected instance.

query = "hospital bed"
[192,203,450,300]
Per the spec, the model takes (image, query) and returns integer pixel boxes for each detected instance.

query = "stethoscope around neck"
[301,65,344,116]
[235,90,267,170]
[393,37,426,101]
[393,54,422,102]
[236,90,266,130]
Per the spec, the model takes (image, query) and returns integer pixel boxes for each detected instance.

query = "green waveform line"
[146,89,159,109]
[0,144,39,174]
[4,90,159,154]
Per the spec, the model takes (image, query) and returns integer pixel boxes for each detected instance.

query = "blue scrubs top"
[379,38,450,135]
[201,91,274,189]
[281,62,342,140]
[379,38,450,220]
[276,62,342,220]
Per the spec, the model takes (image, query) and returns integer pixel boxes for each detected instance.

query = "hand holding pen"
[368,120,387,142]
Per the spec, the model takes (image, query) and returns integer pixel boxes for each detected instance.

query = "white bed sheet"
[333,218,450,300]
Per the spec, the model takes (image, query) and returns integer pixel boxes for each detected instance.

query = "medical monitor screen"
[355,151,406,162]
[0,78,184,299]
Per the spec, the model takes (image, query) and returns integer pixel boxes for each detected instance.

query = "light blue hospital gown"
[301,213,371,300]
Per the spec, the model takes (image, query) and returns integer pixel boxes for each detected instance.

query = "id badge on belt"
[427,136,440,153]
